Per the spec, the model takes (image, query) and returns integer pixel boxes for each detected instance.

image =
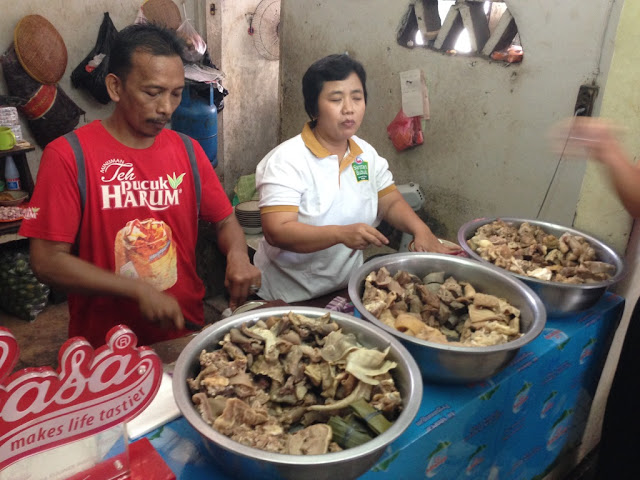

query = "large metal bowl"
[457,217,625,316]
[348,253,546,384]
[173,307,423,480]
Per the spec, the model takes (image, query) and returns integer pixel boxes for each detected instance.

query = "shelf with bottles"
[0,142,35,239]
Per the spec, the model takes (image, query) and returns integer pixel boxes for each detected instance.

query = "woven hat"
[142,0,182,30]
[14,14,67,85]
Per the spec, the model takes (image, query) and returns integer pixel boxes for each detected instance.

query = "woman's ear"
[105,73,122,102]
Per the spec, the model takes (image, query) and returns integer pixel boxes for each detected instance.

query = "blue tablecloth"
[143,292,624,480]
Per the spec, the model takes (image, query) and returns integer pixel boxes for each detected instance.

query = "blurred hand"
[135,282,185,331]
[341,223,389,250]
[550,117,623,159]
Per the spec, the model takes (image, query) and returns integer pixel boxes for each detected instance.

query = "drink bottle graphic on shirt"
[115,218,177,290]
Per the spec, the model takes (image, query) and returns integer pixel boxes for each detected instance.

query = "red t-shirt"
[19,121,232,347]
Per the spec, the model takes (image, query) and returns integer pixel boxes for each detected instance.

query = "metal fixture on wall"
[574,85,599,117]
[250,0,280,60]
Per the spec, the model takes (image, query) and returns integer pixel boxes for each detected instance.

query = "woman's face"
[314,72,366,145]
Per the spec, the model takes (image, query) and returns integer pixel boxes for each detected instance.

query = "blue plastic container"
[171,83,218,167]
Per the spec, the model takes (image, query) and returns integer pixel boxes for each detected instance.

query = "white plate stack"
[235,200,262,235]
[0,107,23,142]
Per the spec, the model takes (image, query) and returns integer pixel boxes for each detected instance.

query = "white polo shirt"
[254,123,396,302]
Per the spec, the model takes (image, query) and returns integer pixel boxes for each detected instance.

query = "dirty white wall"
[210,0,280,195]
[279,0,624,246]
[0,0,206,177]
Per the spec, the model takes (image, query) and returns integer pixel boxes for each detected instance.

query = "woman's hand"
[411,232,462,254]
[340,223,389,250]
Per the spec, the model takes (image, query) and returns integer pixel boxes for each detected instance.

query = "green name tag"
[352,159,369,182]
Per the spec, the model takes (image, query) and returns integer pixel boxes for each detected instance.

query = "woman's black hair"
[108,23,186,82]
[302,54,367,128]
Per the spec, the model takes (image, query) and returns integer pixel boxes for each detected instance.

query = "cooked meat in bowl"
[362,266,522,347]
[466,219,616,284]
[187,311,403,455]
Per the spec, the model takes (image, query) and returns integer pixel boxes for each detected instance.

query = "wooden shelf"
[0,231,25,244]
[0,219,26,244]
[0,142,35,158]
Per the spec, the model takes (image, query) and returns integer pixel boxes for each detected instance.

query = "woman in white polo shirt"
[254,54,458,303]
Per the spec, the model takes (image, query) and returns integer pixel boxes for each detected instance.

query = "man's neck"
[102,115,156,149]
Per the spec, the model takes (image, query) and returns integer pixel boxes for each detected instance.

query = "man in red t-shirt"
[19,24,261,347]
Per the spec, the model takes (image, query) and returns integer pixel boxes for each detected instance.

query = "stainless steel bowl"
[173,307,423,480]
[457,217,625,316]
[348,253,546,384]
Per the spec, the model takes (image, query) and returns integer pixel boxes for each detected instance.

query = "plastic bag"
[134,6,148,25]
[177,19,207,63]
[0,245,50,321]
[71,12,118,104]
[387,109,424,151]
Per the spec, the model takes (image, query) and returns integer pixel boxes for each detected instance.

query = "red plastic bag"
[387,109,424,151]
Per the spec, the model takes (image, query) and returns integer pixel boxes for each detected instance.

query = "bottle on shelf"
[4,155,21,190]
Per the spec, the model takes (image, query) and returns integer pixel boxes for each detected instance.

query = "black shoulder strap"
[64,131,201,215]
[177,132,201,215]
[64,131,87,213]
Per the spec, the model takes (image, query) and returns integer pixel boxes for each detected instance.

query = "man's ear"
[105,73,121,102]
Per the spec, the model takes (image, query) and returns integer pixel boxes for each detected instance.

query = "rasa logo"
[0,325,162,471]
[100,159,185,211]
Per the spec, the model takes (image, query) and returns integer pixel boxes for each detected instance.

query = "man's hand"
[225,250,262,310]
[29,238,186,331]
[134,282,185,331]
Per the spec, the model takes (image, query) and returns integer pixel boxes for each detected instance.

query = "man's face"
[113,50,185,138]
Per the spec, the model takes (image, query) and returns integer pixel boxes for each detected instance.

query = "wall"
[211,0,280,195]
[279,0,624,245]
[277,0,629,472]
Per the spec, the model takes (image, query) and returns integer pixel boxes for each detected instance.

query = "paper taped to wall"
[400,69,430,119]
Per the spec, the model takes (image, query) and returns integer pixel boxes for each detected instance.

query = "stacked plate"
[235,200,262,235]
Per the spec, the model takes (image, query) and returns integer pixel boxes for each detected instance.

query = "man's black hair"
[108,23,186,81]
[302,54,367,128]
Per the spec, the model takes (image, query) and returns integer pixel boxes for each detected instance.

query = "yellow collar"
[301,123,364,172]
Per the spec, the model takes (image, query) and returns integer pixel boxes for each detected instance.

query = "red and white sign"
[0,325,163,472]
